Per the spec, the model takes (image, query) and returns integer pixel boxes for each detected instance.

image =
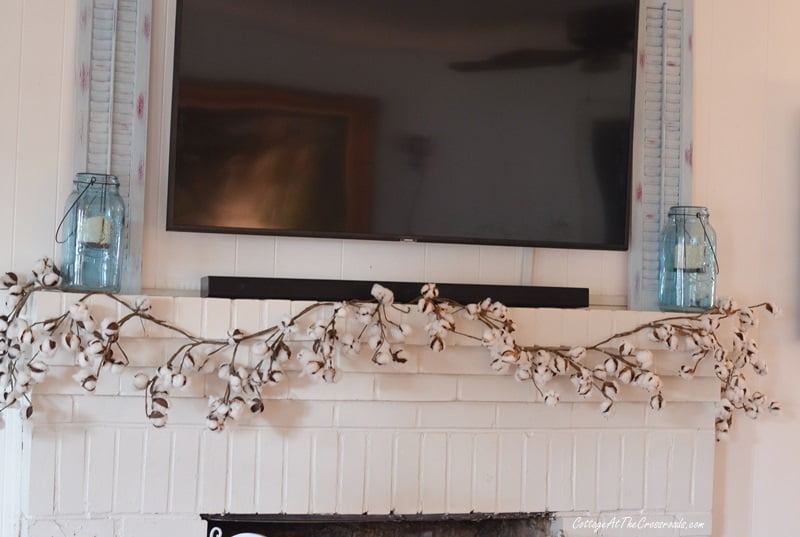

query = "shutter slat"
[73,0,152,293]
[628,0,693,310]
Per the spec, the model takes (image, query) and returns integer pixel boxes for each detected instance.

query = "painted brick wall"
[1,293,717,537]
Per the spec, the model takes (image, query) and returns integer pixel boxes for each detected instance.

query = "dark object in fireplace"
[202,513,552,537]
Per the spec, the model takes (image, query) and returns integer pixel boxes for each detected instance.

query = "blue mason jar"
[60,173,125,292]
[658,206,717,312]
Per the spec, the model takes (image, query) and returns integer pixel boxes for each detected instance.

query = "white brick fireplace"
[0,293,718,537]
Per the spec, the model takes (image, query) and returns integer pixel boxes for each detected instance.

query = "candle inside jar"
[674,243,705,271]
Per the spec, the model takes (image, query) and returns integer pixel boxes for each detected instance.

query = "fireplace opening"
[202,513,553,537]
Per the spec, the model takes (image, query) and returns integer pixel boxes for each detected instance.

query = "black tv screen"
[168,0,637,250]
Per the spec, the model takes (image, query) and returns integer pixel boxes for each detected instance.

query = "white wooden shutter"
[628,0,693,310]
[73,0,152,293]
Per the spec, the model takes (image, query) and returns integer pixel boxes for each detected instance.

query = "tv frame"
[166,0,639,252]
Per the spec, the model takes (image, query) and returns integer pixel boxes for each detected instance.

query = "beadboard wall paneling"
[0,0,77,276]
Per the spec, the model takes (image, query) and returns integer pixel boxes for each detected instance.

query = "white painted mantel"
[0,293,718,537]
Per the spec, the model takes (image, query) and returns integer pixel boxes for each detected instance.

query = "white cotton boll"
[714,362,729,380]
[75,352,91,368]
[303,360,324,376]
[39,338,57,356]
[133,373,150,390]
[464,303,480,320]
[252,341,269,357]
[228,374,242,392]
[62,332,81,352]
[319,341,334,358]
[567,347,586,361]
[602,381,620,401]
[86,339,105,356]
[745,404,760,420]
[0,272,18,289]
[389,326,406,341]
[717,297,737,312]
[308,321,326,340]
[218,364,231,380]
[481,329,499,348]
[649,393,665,411]
[157,365,173,380]
[490,358,509,373]
[229,398,246,420]
[367,335,382,351]
[599,399,615,417]
[752,392,767,408]
[768,401,782,415]
[322,367,337,383]
[276,347,290,362]
[41,271,61,287]
[617,366,634,384]
[429,336,445,352]
[635,350,653,370]
[81,375,97,392]
[100,318,119,339]
[550,355,567,375]
[592,365,607,381]
[765,302,782,317]
[5,292,20,309]
[637,372,662,393]
[69,302,90,321]
[373,351,392,366]
[604,357,619,375]
[533,350,551,367]
[149,414,167,428]
[370,283,394,305]
[751,357,768,376]
[357,306,374,324]
[514,366,532,382]
[297,349,317,364]
[7,318,27,339]
[544,391,560,407]
[390,347,409,365]
[716,398,733,420]
[7,343,20,360]
[268,369,285,385]
[172,373,187,389]
[206,417,221,431]
[678,365,694,380]
[421,283,439,298]
[227,329,244,346]
[618,340,635,356]
[19,328,34,345]
[249,370,263,387]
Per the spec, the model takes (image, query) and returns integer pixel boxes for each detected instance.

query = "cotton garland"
[0,258,781,440]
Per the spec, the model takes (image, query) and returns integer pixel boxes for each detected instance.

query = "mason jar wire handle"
[697,210,720,275]
[55,176,97,244]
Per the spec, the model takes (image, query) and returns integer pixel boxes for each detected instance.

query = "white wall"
[1,0,799,536]
[693,2,800,536]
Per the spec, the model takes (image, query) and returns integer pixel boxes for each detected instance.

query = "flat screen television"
[168,0,638,250]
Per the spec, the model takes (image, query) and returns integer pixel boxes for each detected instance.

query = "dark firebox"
[202,513,552,537]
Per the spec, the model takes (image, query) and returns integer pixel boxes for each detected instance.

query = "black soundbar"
[201,276,589,309]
